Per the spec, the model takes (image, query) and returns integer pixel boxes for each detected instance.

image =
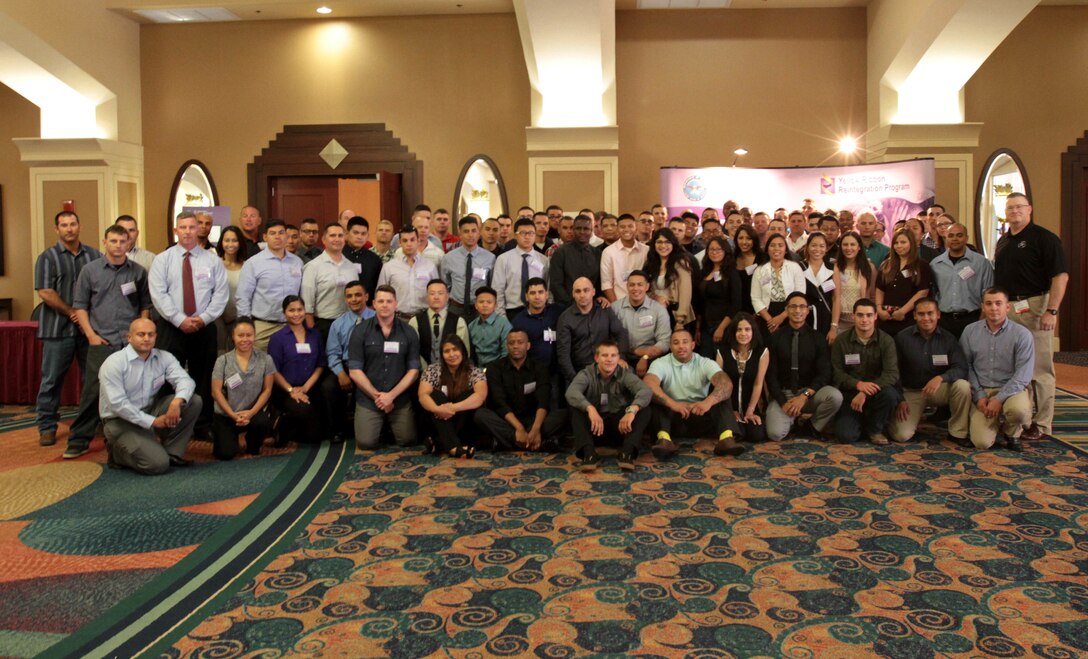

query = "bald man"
[98,318,202,474]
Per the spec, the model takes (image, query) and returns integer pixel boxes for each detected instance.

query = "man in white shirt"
[600,215,649,302]
[378,226,439,318]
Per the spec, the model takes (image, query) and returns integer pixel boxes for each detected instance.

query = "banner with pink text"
[661,159,935,228]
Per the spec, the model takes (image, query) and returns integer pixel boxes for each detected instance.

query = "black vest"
[416,309,462,361]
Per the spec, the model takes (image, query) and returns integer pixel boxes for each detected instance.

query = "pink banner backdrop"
[661,159,936,241]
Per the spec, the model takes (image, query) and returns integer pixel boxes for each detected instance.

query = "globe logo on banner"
[820,175,836,195]
[683,176,707,202]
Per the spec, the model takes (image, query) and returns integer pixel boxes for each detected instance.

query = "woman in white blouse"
[802,232,836,342]
[750,234,806,334]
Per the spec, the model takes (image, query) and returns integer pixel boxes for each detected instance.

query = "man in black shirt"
[993,192,1068,440]
[764,293,843,441]
[557,277,629,386]
[887,298,971,445]
[475,329,568,451]
[550,216,602,308]
[343,216,383,301]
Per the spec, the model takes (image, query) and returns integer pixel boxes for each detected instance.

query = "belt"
[254,317,282,324]
[943,309,978,318]
[396,312,415,320]
[1011,293,1046,301]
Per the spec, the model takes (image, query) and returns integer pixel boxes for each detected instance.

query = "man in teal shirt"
[857,212,889,265]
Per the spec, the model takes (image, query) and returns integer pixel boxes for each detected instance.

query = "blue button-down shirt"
[235,249,304,321]
[930,248,994,313]
[149,244,229,327]
[326,307,375,375]
[99,344,196,429]
[442,245,496,306]
[960,318,1035,402]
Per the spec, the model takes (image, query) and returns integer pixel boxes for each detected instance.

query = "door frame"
[1060,131,1088,351]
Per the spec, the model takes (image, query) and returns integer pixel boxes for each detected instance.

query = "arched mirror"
[453,155,508,225]
[975,149,1031,258]
[168,160,219,238]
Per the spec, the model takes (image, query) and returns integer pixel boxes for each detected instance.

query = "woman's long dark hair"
[439,335,472,398]
[761,234,789,266]
[216,225,248,263]
[732,224,764,266]
[699,236,735,280]
[834,231,873,284]
[644,227,690,287]
[880,228,922,286]
[725,311,764,356]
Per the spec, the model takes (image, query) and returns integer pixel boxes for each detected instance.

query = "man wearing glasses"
[298,218,323,263]
[493,218,549,318]
[993,193,1068,441]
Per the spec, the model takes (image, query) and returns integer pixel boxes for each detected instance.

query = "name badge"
[336,275,350,287]
[473,267,488,281]
[196,268,211,281]
[152,375,165,390]
[296,342,312,354]
[760,275,772,287]
[383,341,400,354]
[258,242,268,251]
[1012,299,1030,314]
[900,269,913,278]
[529,261,544,277]
[120,281,137,296]
[355,263,363,274]
[600,393,609,406]
[619,270,631,283]
[638,315,654,328]
[745,264,757,275]
[523,381,537,394]
[821,280,835,293]
[712,271,722,282]
[543,329,556,343]
[844,353,861,365]
[226,373,244,389]
[958,266,976,280]
[416,273,430,283]
[290,267,302,278]
[841,273,851,283]
[440,385,448,395]
[932,354,949,366]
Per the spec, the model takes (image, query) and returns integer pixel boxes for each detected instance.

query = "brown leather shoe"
[1020,423,1045,441]
[38,431,57,447]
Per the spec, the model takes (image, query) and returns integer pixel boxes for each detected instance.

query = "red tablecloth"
[0,321,82,405]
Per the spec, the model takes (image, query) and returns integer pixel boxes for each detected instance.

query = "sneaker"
[38,431,57,447]
[617,452,635,471]
[579,450,601,472]
[62,444,89,460]
[870,433,890,446]
[652,438,678,461]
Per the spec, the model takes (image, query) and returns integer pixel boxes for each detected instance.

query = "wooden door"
[270,177,339,225]
[380,171,402,231]
[338,179,381,226]
[1060,132,1088,350]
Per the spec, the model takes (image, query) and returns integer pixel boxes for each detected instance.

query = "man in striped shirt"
[34,211,102,447]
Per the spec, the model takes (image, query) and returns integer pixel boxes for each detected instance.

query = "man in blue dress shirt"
[235,218,304,349]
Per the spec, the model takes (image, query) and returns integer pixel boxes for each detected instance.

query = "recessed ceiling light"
[316,6,332,14]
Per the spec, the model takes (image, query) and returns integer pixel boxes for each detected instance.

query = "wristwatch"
[625,405,640,414]
[641,354,650,361]
[1046,308,1058,316]
[287,386,294,394]
[803,389,815,398]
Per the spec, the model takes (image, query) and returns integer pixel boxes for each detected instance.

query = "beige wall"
[0,0,142,143]
[966,6,1088,236]
[615,8,868,214]
[0,85,40,319]
[140,14,531,251]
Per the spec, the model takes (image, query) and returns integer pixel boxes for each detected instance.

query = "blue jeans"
[36,336,88,433]
[834,385,899,443]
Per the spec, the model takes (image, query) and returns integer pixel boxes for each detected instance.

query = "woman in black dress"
[717,312,769,444]
[697,236,741,359]
[732,224,763,316]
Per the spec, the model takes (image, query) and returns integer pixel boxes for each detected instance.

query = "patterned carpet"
[151,392,1088,658]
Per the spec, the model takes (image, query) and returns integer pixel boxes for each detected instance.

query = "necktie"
[790,330,800,391]
[432,311,441,362]
[464,252,473,306]
[521,254,530,304]
[182,251,197,316]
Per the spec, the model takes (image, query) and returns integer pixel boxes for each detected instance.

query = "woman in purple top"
[268,295,327,444]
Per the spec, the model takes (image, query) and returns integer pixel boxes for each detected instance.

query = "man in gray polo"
[610,270,670,377]
[301,222,356,343]
[64,224,152,459]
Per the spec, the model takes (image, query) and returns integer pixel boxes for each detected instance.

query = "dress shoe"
[1005,434,1023,452]
[62,444,89,459]
[1020,423,1045,441]
[946,434,973,450]
[870,433,890,446]
[579,450,601,472]
[714,440,746,457]
[169,455,194,467]
[38,431,57,447]
[617,452,635,471]
[651,438,678,461]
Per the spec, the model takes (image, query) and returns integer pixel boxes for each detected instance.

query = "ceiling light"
[733,148,748,156]
[838,137,858,154]
[316,6,332,14]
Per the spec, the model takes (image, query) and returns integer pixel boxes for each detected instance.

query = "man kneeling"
[99,318,202,474]
[644,328,743,460]
[565,340,652,471]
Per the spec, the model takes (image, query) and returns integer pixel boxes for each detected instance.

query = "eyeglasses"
[654,240,673,246]
[1006,204,1029,212]
[517,230,535,237]
[787,304,809,310]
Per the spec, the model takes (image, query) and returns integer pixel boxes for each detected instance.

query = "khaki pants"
[1008,293,1055,434]
[969,387,1032,449]
[888,380,971,442]
[253,320,284,352]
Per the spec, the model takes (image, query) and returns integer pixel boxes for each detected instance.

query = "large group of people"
[32,193,1067,474]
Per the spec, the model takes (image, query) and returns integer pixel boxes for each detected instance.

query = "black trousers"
[272,387,325,444]
[653,399,745,440]
[67,344,121,447]
[474,407,569,450]
[211,410,273,460]
[313,317,335,347]
[571,407,652,456]
[939,310,979,340]
[428,389,481,452]
[318,371,355,438]
[156,319,217,432]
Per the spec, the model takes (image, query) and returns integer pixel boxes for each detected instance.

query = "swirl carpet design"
[163,420,1088,658]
